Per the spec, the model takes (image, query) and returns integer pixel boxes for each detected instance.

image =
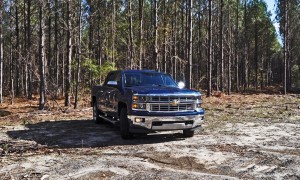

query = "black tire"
[93,102,103,124]
[120,108,133,139]
[183,129,194,137]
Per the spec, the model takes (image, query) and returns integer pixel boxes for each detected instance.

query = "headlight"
[132,95,146,102]
[133,95,139,101]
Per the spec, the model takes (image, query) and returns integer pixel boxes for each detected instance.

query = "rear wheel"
[183,129,194,137]
[120,108,133,139]
[93,102,103,124]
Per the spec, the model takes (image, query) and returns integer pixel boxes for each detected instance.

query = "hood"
[125,86,201,95]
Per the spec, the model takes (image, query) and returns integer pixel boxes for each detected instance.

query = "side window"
[115,72,121,83]
[104,72,121,87]
[104,73,116,85]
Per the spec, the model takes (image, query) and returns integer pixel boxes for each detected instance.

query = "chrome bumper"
[127,114,204,131]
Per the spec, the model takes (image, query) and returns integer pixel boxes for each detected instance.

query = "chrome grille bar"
[149,96,195,103]
[149,103,194,112]
[135,94,199,112]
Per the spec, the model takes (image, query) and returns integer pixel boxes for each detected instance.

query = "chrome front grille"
[147,95,196,112]
[150,103,194,112]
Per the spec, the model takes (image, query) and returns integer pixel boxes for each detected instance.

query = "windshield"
[124,72,178,87]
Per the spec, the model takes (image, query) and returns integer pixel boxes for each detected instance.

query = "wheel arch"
[91,96,96,107]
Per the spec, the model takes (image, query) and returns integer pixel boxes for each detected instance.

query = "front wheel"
[120,108,133,139]
[93,102,103,124]
[183,129,194,137]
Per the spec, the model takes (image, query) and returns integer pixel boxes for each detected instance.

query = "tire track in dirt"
[133,152,243,179]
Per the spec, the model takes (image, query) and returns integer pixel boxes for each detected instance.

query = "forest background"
[0,0,299,110]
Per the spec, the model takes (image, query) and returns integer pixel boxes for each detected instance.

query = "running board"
[99,114,119,125]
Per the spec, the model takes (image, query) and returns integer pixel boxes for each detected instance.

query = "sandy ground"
[0,94,299,179]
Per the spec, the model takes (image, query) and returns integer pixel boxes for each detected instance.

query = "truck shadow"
[7,119,185,148]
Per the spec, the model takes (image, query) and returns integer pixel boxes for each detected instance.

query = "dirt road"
[0,94,299,179]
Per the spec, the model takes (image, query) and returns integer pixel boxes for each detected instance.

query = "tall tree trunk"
[180,1,185,80]
[207,0,212,97]
[75,0,81,109]
[235,0,239,92]
[129,0,134,69]
[0,0,3,103]
[186,0,193,89]
[185,2,188,68]
[87,0,93,86]
[163,0,167,73]
[153,0,159,70]
[10,2,14,104]
[97,2,103,83]
[219,0,224,92]
[112,0,115,63]
[61,1,66,96]
[65,0,72,106]
[39,0,46,110]
[47,0,51,89]
[16,0,21,96]
[283,0,287,94]
[27,0,32,99]
[54,0,59,95]
[172,0,178,80]
[260,56,264,89]
[267,55,271,86]
[286,1,291,92]
[254,19,258,90]
[243,0,248,91]
[23,0,28,97]
[139,0,144,69]
[197,7,202,86]
[227,4,232,95]
[228,50,232,95]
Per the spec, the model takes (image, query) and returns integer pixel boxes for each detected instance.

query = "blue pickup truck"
[91,70,204,139]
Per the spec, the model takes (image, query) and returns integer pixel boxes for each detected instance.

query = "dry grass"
[0,93,299,128]
[0,95,92,126]
[203,93,300,132]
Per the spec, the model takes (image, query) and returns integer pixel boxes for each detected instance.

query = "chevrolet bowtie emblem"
[170,99,180,106]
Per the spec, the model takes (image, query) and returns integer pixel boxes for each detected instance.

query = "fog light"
[132,103,146,110]
[132,104,138,109]
[135,118,145,123]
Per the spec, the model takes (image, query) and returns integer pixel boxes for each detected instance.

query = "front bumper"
[127,114,204,133]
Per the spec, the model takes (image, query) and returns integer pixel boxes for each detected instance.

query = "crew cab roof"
[110,70,160,74]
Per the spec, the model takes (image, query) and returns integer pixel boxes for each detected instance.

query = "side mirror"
[107,81,118,86]
[178,81,185,89]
